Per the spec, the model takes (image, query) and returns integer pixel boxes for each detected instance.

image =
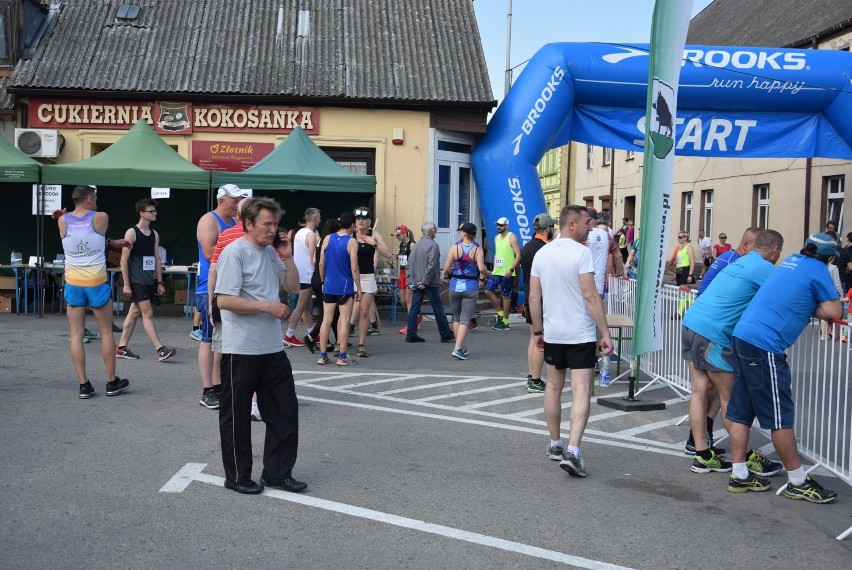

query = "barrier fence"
[607,276,852,540]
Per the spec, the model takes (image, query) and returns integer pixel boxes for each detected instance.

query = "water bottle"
[599,355,611,387]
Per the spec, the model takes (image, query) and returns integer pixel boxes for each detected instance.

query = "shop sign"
[191,141,275,172]
[29,99,319,135]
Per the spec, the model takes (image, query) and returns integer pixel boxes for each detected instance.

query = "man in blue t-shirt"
[682,227,761,455]
[697,227,759,297]
[728,233,842,504]
[681,230,784,480]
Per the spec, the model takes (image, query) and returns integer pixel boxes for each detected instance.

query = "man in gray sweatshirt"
[404,221,454,343]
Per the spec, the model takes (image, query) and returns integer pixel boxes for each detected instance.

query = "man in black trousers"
[215,197,306,494]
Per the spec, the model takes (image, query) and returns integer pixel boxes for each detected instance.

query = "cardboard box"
[174,290,187,305]
[0,290,15,313]
[0,276,17,289]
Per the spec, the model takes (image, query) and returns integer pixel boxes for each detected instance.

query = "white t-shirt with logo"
[586,227,614,294]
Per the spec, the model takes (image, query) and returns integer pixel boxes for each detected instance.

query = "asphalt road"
[1,312,850,569]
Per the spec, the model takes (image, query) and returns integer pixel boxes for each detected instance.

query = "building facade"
[2,0,495,262]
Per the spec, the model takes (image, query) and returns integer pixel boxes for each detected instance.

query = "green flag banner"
[634,0,693,356]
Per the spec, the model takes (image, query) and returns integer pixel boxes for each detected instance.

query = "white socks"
[787,466,806,486]
[732,462,748,480]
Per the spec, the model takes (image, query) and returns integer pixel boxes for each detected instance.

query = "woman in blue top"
[441,223,491,360]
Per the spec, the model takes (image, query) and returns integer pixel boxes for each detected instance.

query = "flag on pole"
[633,0,693,356]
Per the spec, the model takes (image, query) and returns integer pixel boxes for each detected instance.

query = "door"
[435,161,473,262]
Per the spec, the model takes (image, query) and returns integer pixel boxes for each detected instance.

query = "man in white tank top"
[56,184,131,399]
[284,208,321,347]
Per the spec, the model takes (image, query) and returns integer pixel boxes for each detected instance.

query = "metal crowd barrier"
[606,275,852,540]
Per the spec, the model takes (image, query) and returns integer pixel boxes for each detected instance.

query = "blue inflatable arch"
[471,43,852,245]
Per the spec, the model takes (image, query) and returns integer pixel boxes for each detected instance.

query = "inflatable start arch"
[472,42,852,243]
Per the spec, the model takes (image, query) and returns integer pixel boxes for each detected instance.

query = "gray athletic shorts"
[449,290,478,325]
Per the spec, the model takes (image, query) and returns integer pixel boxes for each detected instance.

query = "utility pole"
[504,0,512,97]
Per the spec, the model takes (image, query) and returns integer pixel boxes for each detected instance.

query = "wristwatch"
[533,330,543,336]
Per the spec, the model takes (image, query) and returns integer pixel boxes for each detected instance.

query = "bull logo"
[648,79,675,159]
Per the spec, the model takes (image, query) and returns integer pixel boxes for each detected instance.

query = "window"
[0,13,6,59]
[702,189,713,237]
[625,150,635,161]
[825,175,844,234]
[602,147,612,166]
[682,192,693,237]
[754,184,770,229]
[586,145,594,169]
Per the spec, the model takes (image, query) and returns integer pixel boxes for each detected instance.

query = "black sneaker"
[560,451,588,477]
[727,473,771,493]
[157,346,177,362]
[116,346,140,360]
[79,381,95,399]
[112,323,122,333]
[690,451,732,473]
[546,443,564,461]
[526,378,546,393]
[784,475,838,504]
[200,389,220,409]
[105,376,130,396]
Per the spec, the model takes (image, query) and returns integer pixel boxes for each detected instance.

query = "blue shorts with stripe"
[727,336,795,430]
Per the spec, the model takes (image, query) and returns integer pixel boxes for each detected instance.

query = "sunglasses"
[354,209,370,217]
[719,236,727,239]
[144,209,157,214]
[678,235,687,239]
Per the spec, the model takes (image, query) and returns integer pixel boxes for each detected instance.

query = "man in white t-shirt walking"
[528,205,613,478]
[585,207,624,313]
[284,207,321,347]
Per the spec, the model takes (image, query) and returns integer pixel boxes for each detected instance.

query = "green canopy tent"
[211,126,376,193]
[40,120,212,264]
[0,134,41,182]
[0,134,43,315]
[41,120,209,189]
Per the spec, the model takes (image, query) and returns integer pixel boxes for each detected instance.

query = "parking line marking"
[158,463,207,493]
[170,464,633,569]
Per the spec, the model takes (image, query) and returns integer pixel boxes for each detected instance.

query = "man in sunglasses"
[484,216,521,330]
[115,198,177,363]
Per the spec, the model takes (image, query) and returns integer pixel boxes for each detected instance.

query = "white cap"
[216,184,247,199]
[496,217,509,225]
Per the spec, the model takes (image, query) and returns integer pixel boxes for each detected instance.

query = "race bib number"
[494,256,505,268]
[398,254,408,267]
[142,256,156,271]
[454,280,467,293]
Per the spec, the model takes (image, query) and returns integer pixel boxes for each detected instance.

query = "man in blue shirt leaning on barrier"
[681,229,784,482]
[728,233,841,503]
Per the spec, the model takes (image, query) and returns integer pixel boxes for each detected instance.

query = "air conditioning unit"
[15,128,64,158]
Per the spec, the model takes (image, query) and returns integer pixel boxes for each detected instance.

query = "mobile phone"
[272,227,286,248]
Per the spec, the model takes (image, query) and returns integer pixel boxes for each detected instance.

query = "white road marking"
[613,417,682,437]
[300,395,684,457]
[168,464,634,570]
[378,376,491,395]
[158,463,207,493]
[462,392,542,409]
[416,382,522,402]
[335,374,424,389]
[299,380,684,452]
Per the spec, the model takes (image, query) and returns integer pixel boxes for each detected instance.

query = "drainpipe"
[803,35,818,242]
[610,149,615,217]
